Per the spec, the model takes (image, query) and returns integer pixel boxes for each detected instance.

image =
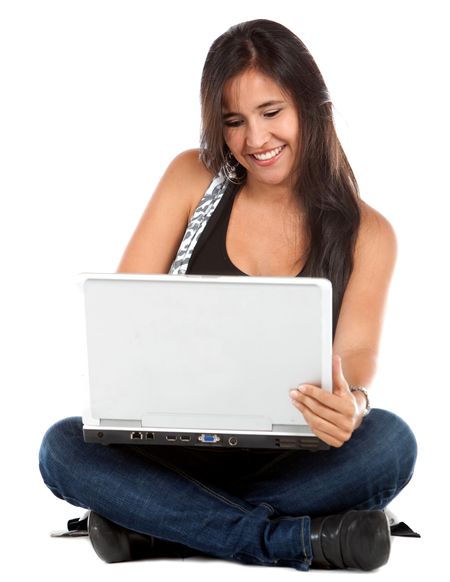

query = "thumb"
[332,354,349,396]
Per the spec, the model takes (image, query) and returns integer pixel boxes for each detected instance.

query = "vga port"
[198,434,221,444]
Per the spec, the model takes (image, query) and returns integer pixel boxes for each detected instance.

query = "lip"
[248,145,286,166]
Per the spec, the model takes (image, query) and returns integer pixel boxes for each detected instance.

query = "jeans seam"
[260,502,275,514]
[355,482,412,510]
[301,516,312,565]
[231,515,310,565]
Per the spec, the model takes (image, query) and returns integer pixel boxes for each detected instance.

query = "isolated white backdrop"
[0,0,448,579]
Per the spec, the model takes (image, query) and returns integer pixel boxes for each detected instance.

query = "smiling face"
[222,68,300,190]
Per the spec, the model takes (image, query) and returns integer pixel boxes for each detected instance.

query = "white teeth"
[252,146,283,161]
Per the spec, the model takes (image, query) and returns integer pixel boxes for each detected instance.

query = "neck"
[243,176,298,206]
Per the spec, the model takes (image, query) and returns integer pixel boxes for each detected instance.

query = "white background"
[1,0,448,579]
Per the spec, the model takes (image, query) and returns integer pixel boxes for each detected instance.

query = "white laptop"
[81,273,332,451]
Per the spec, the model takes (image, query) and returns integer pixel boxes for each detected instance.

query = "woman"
[39,19,417,571]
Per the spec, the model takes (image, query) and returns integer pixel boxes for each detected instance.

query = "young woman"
[39,19,417,572]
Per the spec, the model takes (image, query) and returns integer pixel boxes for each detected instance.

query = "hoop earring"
[223,152,245,184]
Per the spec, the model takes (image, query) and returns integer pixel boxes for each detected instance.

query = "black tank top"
[187,183,304,277]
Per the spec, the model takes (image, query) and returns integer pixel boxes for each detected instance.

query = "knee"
[39,417,83,494]
[366,409,418,488]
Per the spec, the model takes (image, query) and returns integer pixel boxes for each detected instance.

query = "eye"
[224,119,244,128]
[264,109,281,118]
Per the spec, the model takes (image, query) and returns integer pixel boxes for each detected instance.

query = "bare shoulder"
[355,201,397,267]
[165,148,210,177]
[162,149,214,217]
[117,149,214,274]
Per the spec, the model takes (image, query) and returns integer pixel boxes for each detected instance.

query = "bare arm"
[290,203,397,446]
[333,203,397,387]
[117,149,213,274]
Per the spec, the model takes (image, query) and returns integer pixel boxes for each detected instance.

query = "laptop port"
[275,437,300,448]
[228,436,238,446]
[130,431,143,440]
[179,435,191,442]
[198,434,221,444]
[145,432,155,440]
[166,435,177,442]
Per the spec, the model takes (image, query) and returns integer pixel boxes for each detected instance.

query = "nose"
[245,119,270,150]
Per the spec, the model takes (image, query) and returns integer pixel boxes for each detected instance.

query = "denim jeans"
[39,409,417,571]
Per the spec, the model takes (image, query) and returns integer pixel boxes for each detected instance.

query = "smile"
[251,146,285,161]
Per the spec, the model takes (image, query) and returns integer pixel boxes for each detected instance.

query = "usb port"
[166,435,177,442]
[180,435,191,442]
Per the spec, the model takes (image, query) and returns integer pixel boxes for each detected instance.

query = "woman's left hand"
[290,355,362,448]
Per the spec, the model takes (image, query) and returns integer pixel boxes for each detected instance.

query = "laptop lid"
[81,274,332,449]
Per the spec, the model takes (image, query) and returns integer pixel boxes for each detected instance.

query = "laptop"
[81,273,332,451]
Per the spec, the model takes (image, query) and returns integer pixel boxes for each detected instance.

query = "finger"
[311,427,349,448]
[332,354,350,396]
[297,401,352,447]
[291,393,354,432]
[291,385,352,415]
[297,400,351,442]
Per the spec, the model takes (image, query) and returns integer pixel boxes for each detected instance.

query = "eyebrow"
[222,100,286,120]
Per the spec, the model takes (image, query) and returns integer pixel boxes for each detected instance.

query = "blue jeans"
[39,409,417,571]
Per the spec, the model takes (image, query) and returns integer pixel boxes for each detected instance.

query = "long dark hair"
[200,19,361,333]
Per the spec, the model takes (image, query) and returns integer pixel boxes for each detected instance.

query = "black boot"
[310,510,391,571]
[87,511,201,563]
